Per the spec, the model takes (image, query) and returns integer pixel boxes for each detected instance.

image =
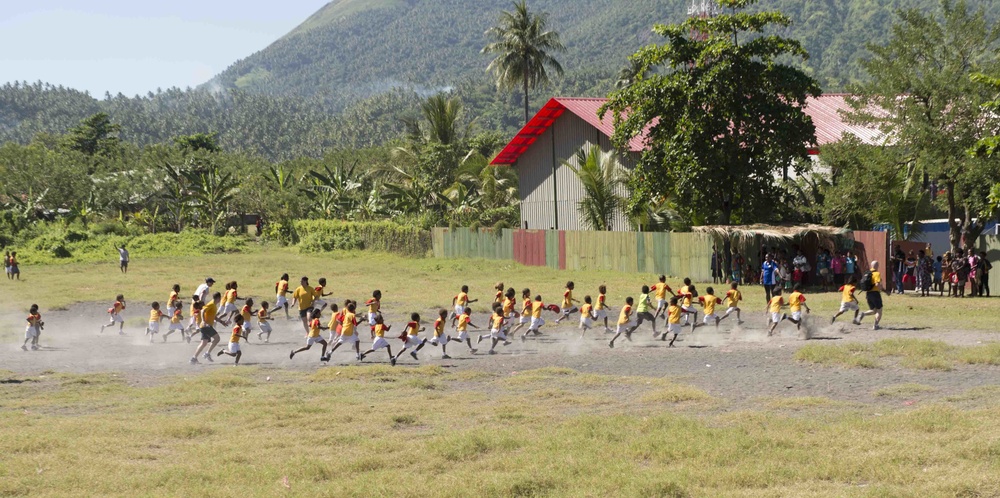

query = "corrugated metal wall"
[515,113,636,231]
[975,235,1000,294]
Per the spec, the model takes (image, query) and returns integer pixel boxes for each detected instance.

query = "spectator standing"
[904,251,918,290]
[761,254,778,302]
[731,251,744,285]
[968,250,981,297]
[845,250,858,279]
[711,246,721,284]
[831,251,845,287]
[917,250,932,297]
[979,251,992,297]
[891,245,906,294]
[115,244,129,274]
[792,250,810,288]
[816,249,832,292]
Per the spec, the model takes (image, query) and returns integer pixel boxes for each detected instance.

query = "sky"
[0,0,328,98]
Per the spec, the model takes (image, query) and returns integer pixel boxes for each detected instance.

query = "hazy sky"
[0,0,328,97]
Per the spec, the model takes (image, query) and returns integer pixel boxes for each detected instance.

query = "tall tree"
[848,0,1000,252]
[564,145,627,231]
[602,0,820,226]
[482,0,565,125]
[64,113,122,159]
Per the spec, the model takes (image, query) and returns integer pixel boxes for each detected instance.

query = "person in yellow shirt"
[493,282,505,305]
[555,281,579,323]
[831,277,861,325]
[191,292,227,364]
[608,296,635,348]
[101,294,127,335]
[720,282,744,325]
[163,301,186,342]
[651,275,675,320]
[663,295,691,347]
[509,288,532,336]
[313,277,332,312]
[290,276,315,332]
[22,304,43,351]
[290,309,329,362]
[593,285,611,332]
[579,295,598,338]
[522,295,548,340]
[481,303,511,355]
[678,279,699,327]
[219,281,244,323]
[365,290,382,329]
[275,273,291,319]
[451,285,478,327]
[360,314,395,363]
[857,261,886,330]
[256,301,274,342]
[766,288,788,336]
[429,309,451,358]
[785,284,811,332]
[449,306,479,354]
[216,315,247,365]
[394,312,428,364]
[146,302,164,343]
[327,302,362,361]
[167,284,181,317]
[698,287,723,329]
[185,298,202,337]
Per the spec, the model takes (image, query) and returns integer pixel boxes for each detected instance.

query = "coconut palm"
[615,58,649,89]
[564,145,627,231]
[482,0,565,125]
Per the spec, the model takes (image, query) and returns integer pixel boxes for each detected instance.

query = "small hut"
[694,224,855,283]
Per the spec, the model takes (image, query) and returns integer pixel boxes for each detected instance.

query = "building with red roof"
[492,95,882,231]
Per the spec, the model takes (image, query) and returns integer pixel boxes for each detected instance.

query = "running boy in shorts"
[608,297,635,348]
[785,284,810,332]
[766,288,788,336]
[101,294,127,335]
[831,277,861,325]
[216,315,247,365]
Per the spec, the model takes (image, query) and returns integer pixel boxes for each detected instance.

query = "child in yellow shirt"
[393,312,428,364]
[698,287,723,329]
[289,309,329,362]
[785,284,811,332]
[831,277,861,325]
[429,309,451,359]
[164,301,185,342]
[326,302,362,361]
[663,296,692,347]
[766,288,788,336]
[216,315,247,365]
[448,306,479,355]
[595,285,611,333]
[720,282,744,325]
[579,295,597,338]
[608,296,635,348]
[101,294,126,335]
[146,302,164,343]
[555,281,580,323]
[360,315,395,363]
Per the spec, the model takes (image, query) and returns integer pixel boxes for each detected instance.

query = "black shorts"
[635,312,655,324]
[120,261,128,268]
[865,292,883,310]
[199,326,219,342]
[299,309,311,319]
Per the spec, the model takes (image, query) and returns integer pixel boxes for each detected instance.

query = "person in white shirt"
[115,244,130,273]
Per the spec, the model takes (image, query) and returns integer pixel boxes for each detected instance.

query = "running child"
[555,281,579,323]
[493,282,505,304]
[662,296,690,347]
[219,281,244,322]
[365,290,382,330]
[216,315,247,365]
[191,292,228,364]
[167,284,181,318]
[579,295,597,338]
[651,275,675,319]
[146,302,164,343]
[163,302,186,342]
[720,282,744,324]
[313,278,332,312]
[680,283,699,331]
[394,312,428,363]
[429,309,451,359]
[451,285,478,326]
[508,288,532,336]
[275,274,291,319]
[595,285,611,332]
[608,297,635,348]
[22,304,43,351]
[101,294,127,335]
[290,309,329,362]
[447,306,479,354]
[484,303,511,355]
[360,315,395,364]
[500,288,517,337]
[239,298,255,341]
[185,296,202,337]
[628,285,658,338]
[326,302,362,361]
[256,301,274,342]
[766,288,788,336]
[698,287,723,329]
[831,277,861,325]
[521,295,548,340]
[786,284,810,332]
[327,300,350,343]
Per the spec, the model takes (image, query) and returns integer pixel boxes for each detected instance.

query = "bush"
[294,220,430,257]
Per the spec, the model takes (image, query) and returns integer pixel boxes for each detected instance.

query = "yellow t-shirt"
[652,282,669,300]
[581,303,592,318]
[149,309,163,323]
[596,293,607,310]
[406,321,421,337]
[168,291,179,307]
[531,301,544,319]
[455,292,468,306]
[293,286,314,310]
[725,289,742,307]
[277,280,289,296]
[367,299,380,313]
[457,314,471,331]
[373,323,387,338]
[562,289,573,308]
[189,301,198,317]
[202,301,218,326]
[521,298,532,317]
[308,318,321,338]
[170,309,182,324]
[667,305,682,324]
[617,305,632,325]
[870,271,882,290]
[681,292,693,308]
[257,308,269,323]
[230,325,243,343]
[225,288,237,305]
[502,297,515,315]
[768,296,784,314]
[840,284,856,302]
[788,291,805,312]
[491,313,504,330]
[434,318,446,337]
[240,305,252,322]
[700,295,720,315]
[341,312,356,336]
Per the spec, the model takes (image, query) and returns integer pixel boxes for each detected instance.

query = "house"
[491,95,882,231]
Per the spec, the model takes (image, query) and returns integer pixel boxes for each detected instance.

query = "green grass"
[2,367,999,496]
[795,339,1000,370]
[874,384,938,398]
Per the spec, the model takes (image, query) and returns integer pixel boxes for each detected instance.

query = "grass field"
[3,250,1000,496]
[3,366,1000,497]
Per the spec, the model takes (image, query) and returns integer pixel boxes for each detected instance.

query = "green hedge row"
[293,220,431,257]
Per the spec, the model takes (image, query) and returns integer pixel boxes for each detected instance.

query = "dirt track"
[4,300,1000,407]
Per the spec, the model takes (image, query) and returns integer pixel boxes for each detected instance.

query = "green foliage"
[564,145,627,231]
[603,0,820,226]
[293,220,431,257]
[63,112,121,159]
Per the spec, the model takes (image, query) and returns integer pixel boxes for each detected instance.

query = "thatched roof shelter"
[694,224,852,246]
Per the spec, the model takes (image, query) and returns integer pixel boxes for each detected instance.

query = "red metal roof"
[490,94,882,165]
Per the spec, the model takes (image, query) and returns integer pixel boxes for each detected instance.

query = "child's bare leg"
[289,344,311,358]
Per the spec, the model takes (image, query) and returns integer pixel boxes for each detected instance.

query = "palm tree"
[482,0,565,124]
[615,58,650,89]
[564,145,627,231]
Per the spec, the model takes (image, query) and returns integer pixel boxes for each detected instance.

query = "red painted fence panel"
[513,230,548,267]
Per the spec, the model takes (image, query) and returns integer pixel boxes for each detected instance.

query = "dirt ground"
[4,300,1000,408]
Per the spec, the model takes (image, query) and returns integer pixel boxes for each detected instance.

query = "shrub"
[294,220,430,257]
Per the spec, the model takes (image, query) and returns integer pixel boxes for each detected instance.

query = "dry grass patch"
[874,383,938,398]
[796,339,1000,371]
[766,396,849,410]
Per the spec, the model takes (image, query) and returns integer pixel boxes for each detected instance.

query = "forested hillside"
[2,0,997,159]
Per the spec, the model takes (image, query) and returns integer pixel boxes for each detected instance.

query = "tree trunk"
[946,180,961,253]
[523,78,530,126]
